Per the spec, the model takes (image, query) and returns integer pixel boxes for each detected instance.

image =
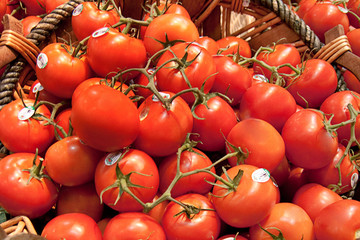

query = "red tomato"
[216,36,251,57]
[314,199,360,240]
[238,82,297,132]
[36,43,93,99]
[147,194,169,224]
[0,153,58,219]
[161,193,221,240]
[270,156,291,187]
[347,29,360,57]
[210,55,252,106]
[103,212,166,240]
[71,2,121,41]
[249,202,315,240]
[279,166,309,202]
[133,68,158,100]
[342,69,360,93]
[347,0,360,28]
[0,98,54,153]
[217,234,248,240]
[281,109,339,169]
[226,118,285,173]
[191,96,238,152]
[41,213,103,240]
[253,44,301,82]
[303,1,349,42]
[296,0,316,18]
[86,27,146,79]
[143,13,199,57]
[44,0,68,13]
[21,0,46,16]
[134,92,193,157]
[197,36,219,55]
[54,108,73,139]
[44,136,104,186]
[71,84,140,152]
[97,218,110,235]
[292,183,343,222]
[21,15,41,36]
[156,42,216,104]
[94,149,159,212]
[56,182,104,222]
[158,148,216,198]
[211,165,279,228]
[28,80,65,107]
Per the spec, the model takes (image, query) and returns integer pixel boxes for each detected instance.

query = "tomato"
[21,15,41,36]
[0,153,58,219]
[347,0,360,28]
[143,13,199,57]
[320,90,360,146]
[0,98,54,154]
[279,166,309,202]
[292,183,343,222]
[44,0,68,13]
[41,213,103,240]
[97,218,110,235]
[86,27,146,79]
[54,108,73,139]
[216,36,251,57]
[158,148,216,198]
[281,109,339,169]
[270,156,291,187]
[305,144,359,195]
[249,202,315,240]
[71,84,140,152]
[36,43,93,99]
[147,194,169,224]
[44,136,104,186]
[217,234,248,240]
[133,68,158,100]
[226,118,285,173]
[21,0,46,16]
[156,42,216,104]
[253,44,301,82]
[134,92,193,157]
[56,182,104,222]
[210,55,252,106]
[94,149,159,212]
[211,165,279,228]
[103,212,166,240]
[342,69,360,93]
[161,193,221,240]
[191,96,238,152]
[197,36,219,55]
[238,82,297,132]
[347,29,360,57]
[314,199,360,240]
[71,2,121,41]
[28,80,65,107]
[296,0,316,18]
[303,1,349,43]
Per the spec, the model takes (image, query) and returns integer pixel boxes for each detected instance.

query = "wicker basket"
[0,215,45,238]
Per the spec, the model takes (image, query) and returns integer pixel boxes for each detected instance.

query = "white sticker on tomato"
[32,82,44,93]
[351,173,359,188]
[243,0,250,7]
[92,27,109,38]
[72,4,83,16]
[252,168,270,183]
[253,74,268,83]
[152,92,170,102]
[338,6,348,13]
[104,151,122,166]
[36,53,48,69]
[18,106,35,120]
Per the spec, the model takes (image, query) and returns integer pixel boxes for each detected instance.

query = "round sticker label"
[152,92,171,102]
[252,168,271,183]
[92,27,109,38]
[18,106,35,120]
[72,4,83,16]
[105,151,122,166]
[351,173,359,188]
[253,74,268,83]
[36,53,48,69]
[32,82,44,93]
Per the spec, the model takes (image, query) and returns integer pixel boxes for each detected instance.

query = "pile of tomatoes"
[1,0,360,239]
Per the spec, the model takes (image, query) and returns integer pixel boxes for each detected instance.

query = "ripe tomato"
[314,199,360,240]
[54,108,73,139]
[216,36,251,57]
[21,15,41,36]
[71,2,120,41]
[279,166,309,202]
[158,148,216,198]
[0,98,54,154]
[281,109,339,169]
[41,213,103,240]
[94,149,159,212]
[226,118,285,173]
[56,182,104,222]
[44,0,68,13]
[217,234,248,240]
[347,0,360,28]
[134,92,193,157]
[296,0,316,18]
[0,153,58,219]
[86,27,146,79]
[211,165,279,228]
[210,55,252,106]
[292,183,343,222]
[347,28,360,57]
[197,36,219,55]
[44,136,104,186]
[161,193,221,240]
[28,80,65,107]
[36,43,93,99]
[238,82,297,132]
[342,69,360,93]
[133,68,158,100]
[143,13,199,57]
[147,194,169,224]
[103,212,166,240]
[21,0,46,16]
[156,42,216,104]
[270,156,291,187]
[249,202,315,240]
[71,84,140,152]
[191,96,238,152]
